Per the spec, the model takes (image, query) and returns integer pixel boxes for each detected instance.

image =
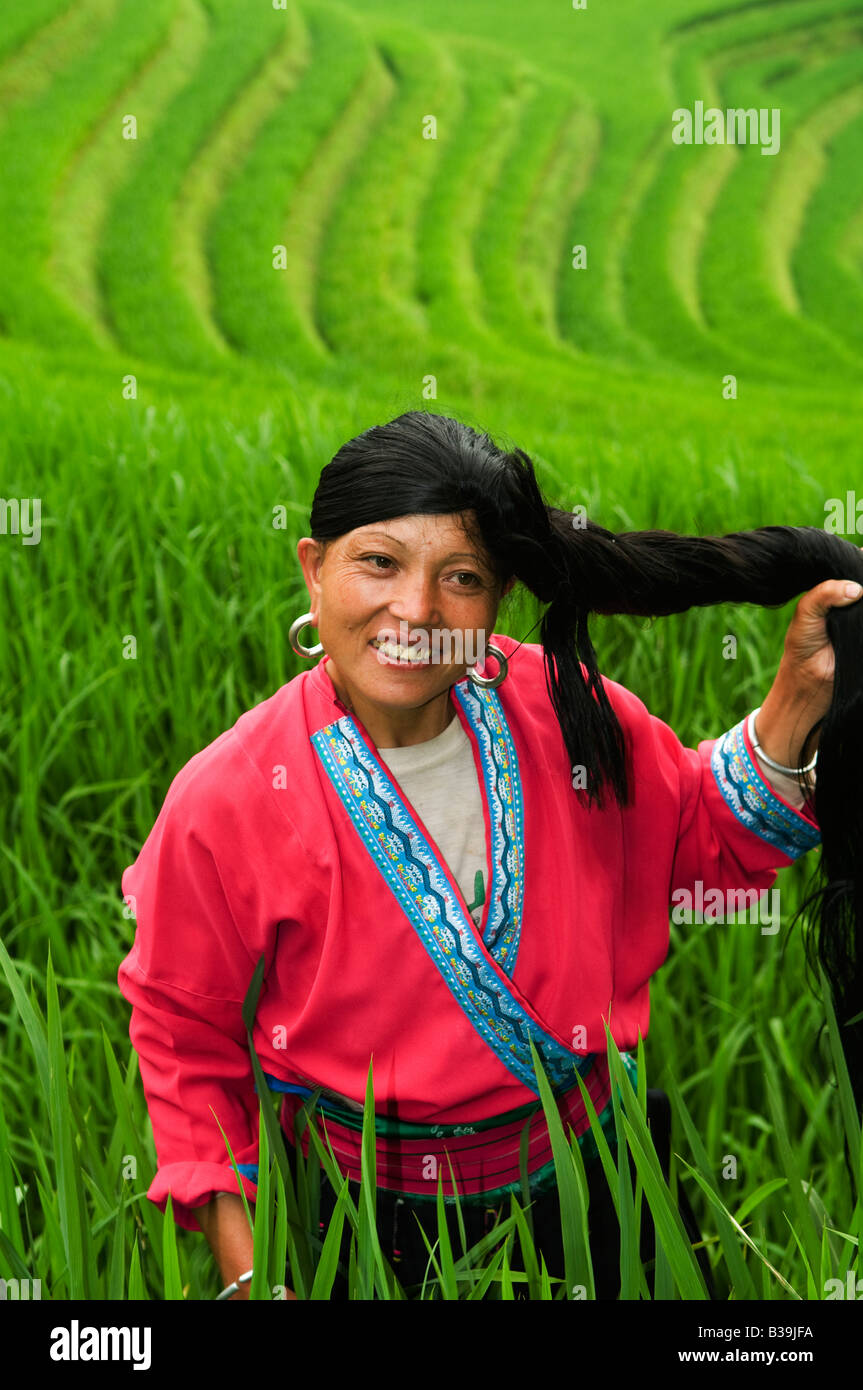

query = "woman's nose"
[386,574,441,626]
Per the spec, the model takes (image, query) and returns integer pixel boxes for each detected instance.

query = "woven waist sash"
[256,1052,637,1205]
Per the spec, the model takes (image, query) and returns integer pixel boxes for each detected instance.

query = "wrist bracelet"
[749,708,818,777]
[216,1268,254,1301]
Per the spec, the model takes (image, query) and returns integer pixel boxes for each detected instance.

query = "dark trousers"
[282,1088,717,1300]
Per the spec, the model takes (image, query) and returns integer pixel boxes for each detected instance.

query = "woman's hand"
[756,561,863,771]
[778,570,863,697]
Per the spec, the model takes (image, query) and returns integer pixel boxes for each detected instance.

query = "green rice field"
[2,0,863,1308]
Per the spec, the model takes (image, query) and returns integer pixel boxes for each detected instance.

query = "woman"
[118,411,863,1300]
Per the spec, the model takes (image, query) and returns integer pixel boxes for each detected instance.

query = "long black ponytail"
[309,410,863,1110]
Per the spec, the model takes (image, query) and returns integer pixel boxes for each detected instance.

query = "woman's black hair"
[309,410,863,1112]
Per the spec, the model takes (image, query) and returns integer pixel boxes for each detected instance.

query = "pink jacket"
[118,633,819,1229]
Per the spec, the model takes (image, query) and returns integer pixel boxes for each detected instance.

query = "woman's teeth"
[371,638,430,663]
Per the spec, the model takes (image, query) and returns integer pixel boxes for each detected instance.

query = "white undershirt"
[377,715,487,927]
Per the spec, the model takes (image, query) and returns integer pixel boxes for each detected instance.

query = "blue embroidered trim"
[710,718,821,860]
[310,692,582,1096]
[453,682,524,970]
[237,1163,259,1183]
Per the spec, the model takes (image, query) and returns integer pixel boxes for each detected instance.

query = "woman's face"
[296,512,514,727]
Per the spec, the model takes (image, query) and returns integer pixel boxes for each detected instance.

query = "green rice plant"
[0,0,73,66]
[240,954,316,1296]
[100,0,284,371]
[528,1038,594,1299]
[663,1070,759,1298]
[227,1015,818,1300]
[51,0,211,349]
[161,1196,184,1299]
[411,36,593,391]
[521,99,601,354]
[209,1,370,372]
[791,102,863,358]
[356,1060,385,1298]
[607,1035,711,1298]
[622,2,863,385]
[698,46,863,381]
[0,0,175,357]
[314,19,453,367]
[467,68,597,362]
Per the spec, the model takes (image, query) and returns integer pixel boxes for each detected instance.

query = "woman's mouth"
[369,637,432,666]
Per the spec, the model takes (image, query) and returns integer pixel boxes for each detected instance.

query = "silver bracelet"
[748,708,818,776]
[216,1267,254,1301]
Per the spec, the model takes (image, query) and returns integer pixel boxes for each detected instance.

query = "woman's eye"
[360,557,480,586]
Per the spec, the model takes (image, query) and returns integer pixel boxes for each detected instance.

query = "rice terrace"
[2,0,863,1323]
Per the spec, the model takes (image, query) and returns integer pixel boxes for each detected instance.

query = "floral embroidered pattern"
[453,681,524,968]
[710,718,821,860]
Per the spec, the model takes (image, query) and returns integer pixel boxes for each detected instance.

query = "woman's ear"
[296,537,325,610]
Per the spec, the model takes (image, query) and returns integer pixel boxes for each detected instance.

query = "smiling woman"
[117,410,863,1300]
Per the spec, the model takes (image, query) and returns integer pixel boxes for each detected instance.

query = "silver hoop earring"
[289,611,324,658]
[467,643,508,688]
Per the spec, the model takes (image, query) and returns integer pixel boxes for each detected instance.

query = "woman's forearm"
[194,1194,299,1299]
[194,1194,257,1299]
[755,665,824,798]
